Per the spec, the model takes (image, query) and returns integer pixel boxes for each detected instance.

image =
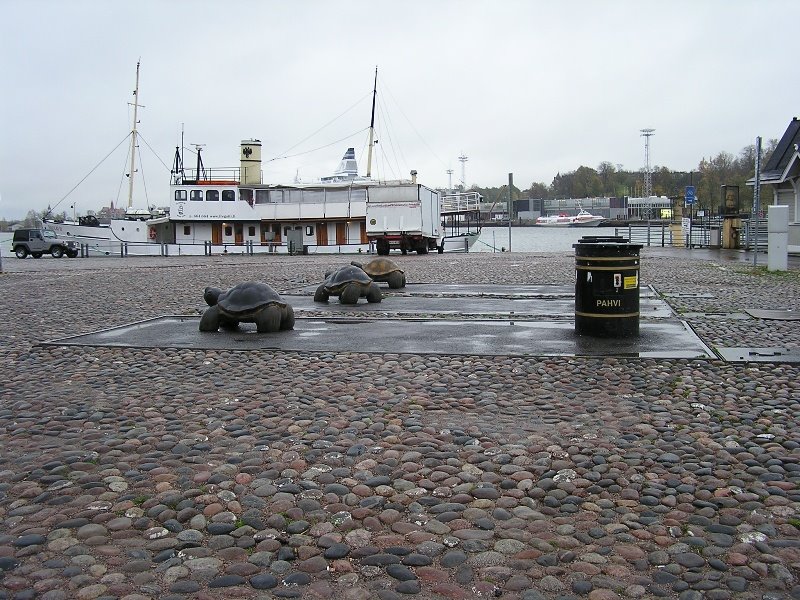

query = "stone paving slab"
[281,292,675,319]
[46,315,714,359]
[744,308,800,320]
[716,346,800,363]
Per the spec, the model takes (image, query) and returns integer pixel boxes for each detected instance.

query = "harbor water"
[473,226,621,253]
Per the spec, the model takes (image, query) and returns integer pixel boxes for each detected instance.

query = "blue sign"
[685,186,696,205]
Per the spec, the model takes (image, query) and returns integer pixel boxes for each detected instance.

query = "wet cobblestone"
[0,250,798,599]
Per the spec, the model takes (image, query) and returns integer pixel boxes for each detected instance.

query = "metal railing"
[442,192,481,213]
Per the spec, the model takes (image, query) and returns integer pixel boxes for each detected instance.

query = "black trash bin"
[573,236,642,337]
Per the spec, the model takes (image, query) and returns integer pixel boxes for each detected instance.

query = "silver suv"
[12,228,80,259]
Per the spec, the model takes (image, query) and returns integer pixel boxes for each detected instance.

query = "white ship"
[47,66,481,256]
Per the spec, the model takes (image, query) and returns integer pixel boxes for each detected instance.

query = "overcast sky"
[1,0,797,220]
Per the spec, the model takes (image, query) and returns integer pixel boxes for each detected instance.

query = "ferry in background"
[535,208,604,227]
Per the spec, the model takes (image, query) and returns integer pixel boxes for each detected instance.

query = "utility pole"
[458,154,468,189]
[508,173,513,252]
[752,137,762,267]
[446,169,453,194]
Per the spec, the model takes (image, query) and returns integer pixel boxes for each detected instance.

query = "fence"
[614,217,766,249]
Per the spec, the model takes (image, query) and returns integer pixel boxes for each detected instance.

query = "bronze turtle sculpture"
[200,282,295,333]
[314,265,382,304]
[351,258,406,289]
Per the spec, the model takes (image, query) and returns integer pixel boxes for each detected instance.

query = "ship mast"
[127,60,144,209]
[365,67,377,178]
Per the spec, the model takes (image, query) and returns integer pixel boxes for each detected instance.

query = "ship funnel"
[240,139,262,185]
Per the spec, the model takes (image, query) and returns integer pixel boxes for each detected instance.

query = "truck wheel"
[416,244,428,255]
[51,246,64,258]
[15,247,28,259]
[376,239,389,255]
[437,245,444,254]
[67,251,78,258]
[32,252,43,259]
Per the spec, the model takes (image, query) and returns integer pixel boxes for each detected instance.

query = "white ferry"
[535,208,604,228]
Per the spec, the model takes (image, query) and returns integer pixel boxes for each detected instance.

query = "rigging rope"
[49,133,132,214]
[377,73,450,172]
[268,90,372,161]
[265,128,369,163]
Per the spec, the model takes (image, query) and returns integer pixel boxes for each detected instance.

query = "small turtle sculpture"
[314,265,382,304]
[199,282,295,333]
[351,257,406,289]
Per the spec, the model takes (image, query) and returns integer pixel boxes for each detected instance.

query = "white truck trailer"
[365,184,444,255]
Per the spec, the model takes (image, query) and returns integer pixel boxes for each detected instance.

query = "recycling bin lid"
[575,236,629,244]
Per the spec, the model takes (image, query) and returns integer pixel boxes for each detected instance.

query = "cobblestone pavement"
[0,249,798,600]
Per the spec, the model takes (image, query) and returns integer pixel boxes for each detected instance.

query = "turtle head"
[324,270,333,279]
[203,286,224,307]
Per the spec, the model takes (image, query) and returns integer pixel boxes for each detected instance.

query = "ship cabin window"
[190,190,203,201]
[222,190,236,201]
[286,189,303,204]
[240,189,253,205]
[305,225,314,236]
[255,190,269,204]
[304,190,324,204]
[248,226,256,237]
[175,190,187,201]
[270,190,284,203]
[206,190,219,201]
[183,225,191,235]
[224,225,233,237]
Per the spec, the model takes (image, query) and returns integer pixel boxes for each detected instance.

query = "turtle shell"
[217,282,286,317]
[324,265,373,290]
[358,258,403,277]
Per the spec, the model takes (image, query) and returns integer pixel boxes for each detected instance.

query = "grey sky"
[1,0,797,220]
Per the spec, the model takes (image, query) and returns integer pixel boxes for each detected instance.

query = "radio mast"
[458,154,468,189]
[640,128,655,198]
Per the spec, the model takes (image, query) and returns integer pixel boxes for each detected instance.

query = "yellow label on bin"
[624,275,638,289]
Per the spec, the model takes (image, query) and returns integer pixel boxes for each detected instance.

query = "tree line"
[472,139,779,215]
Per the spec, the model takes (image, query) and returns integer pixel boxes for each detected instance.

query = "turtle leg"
[281,305,295,330]
[199,306,221,332]
[366,282,383,303]
[220,317,239,331]
[339,283,361,304]
[387,272,404,289]
[314,285,330,302]
[255,305,282,333]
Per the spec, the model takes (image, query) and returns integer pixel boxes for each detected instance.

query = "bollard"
[573,236,642,337]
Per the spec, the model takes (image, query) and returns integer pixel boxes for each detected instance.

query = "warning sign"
[624,275,638,289]
[613,274,621,288]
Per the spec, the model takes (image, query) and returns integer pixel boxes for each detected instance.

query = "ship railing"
[67,240,375,258]
[174,167,243,184]
[442,191,482,214]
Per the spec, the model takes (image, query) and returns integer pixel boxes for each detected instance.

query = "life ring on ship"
[148,227,157,240]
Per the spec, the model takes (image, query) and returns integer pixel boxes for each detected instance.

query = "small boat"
[536,208,604,227]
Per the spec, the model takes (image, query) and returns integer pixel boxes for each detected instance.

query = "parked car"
[11,228,79,258]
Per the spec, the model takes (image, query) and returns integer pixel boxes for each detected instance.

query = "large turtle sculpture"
[199,282,295,333]
[351,258,406,289]
[314,265,382,304]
